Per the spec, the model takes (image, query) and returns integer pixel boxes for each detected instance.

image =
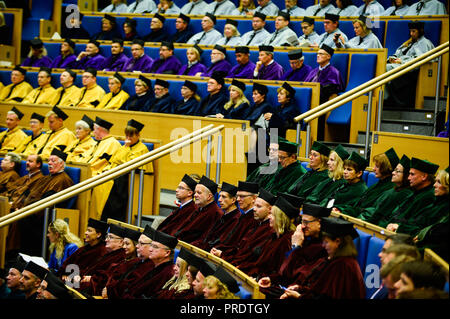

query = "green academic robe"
[288,169,329,201]
[267,161,306,195]
[305,177,346,205]
[320,180,368,208]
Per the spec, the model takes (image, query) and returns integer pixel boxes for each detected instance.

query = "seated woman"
[47,219,83,273]
[93,14,121,41]
[216,79,250,120]
[203,267,240,299]
[334,15,383,49]
[22,39,52,68]
[101,0,129,13]
[65,115,97,163]
[178,45,207,76]
[280,217,365,299]
[231,0,256,16]
[96,72,129,110]
[50,39,77,69]
[265,82,299,138]
[122,17,138,41]
[216,19,241,46]
[246,83,272,128]
[120,75,155,112]
[174,80,200,116]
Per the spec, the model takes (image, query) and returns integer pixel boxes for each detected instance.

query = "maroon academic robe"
[154,287,196,300]
[157,200,197,236]
[191,208,241,251]
[174,201,223,244]
[57,242,107,278]
[240,230,294,278]
[122,260,174,299]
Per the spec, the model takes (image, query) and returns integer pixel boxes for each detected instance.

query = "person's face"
[26,155,40,173]
[252,17,265,31]
[257,0,270,7]
[148,241,170,262]
[378,239,393,265]
[181,86,194,100]
[20,270,40,294]
[242,0,251,6]
[186,266,195,285]
[203,280,218,299]
[323,19,337,33]
[37,280,56,300]
[391,164,404,184]
[394,0,404,6]
[224,24,234,38]
[47,227,58,244]
[373,161,382,178]
[301,22,314,36]
[123,238,136,257]
[6,268,22,289]
[344,165,361,183]
[175,18,187,31]
[37,71,51,87]
[277,89,288,104]
[61,42,70,54]
[210,49,223,64]
[136,234,152,260]
[5,113,19,130]
[0,155,14,171]
[394,273,415,296]
[159,46,173,60]
[186,49,198,63]
[11,70,25,84]
[207,79,221,94]
[253,198,271,221]
[102,19,113,31]
[48,155,64,174]
[229,87,240,102]
[105,233,124,251]
[134,81,147,95]
[131,44,144,59]
[268,143,279,161]
[47,115,63,132]
[237,192,255,212]
[434,175,447,196]
[252,90,265,104]
[336,0,342,8]
[317,49,331,65]
[235,52,249,65]
[150,18,162,30]
[93,124,104,141]
[125,133,139,146]
[85,43,99,55]
[327,152,338,172]
[201,17,213,31]
[410,29,420,41]
[111,42,123,55]
[383,275,398,299]
[192,271,205,296]
[275,16,288,30]
[301,214,321,238]
[194,184,212,207]
[353,22,363,37]
[124,23,132,34]
[84,226,101,245]
[218,191,235,211]
[108,78,121,94]
[320,0,330,5]
[289,59,303,70]
[173,258,182,278]
[60,71,73,87]
[154,85,167,98]
[322,236,340,258]
[278,150,293,168]
[309,150,322,170]
[268,210,275,229]
[82,72,96,87]
[408,168,426,189]
[258,51,272,65]
[75,125,90,140]
[29,119,43,134]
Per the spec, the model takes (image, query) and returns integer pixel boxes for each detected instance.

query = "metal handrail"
[0,125,224,228]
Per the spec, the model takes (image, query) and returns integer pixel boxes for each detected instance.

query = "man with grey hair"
[281,49,313,81]
[187,13,222,45]
[0,107,27,152]
[0,152,21,194]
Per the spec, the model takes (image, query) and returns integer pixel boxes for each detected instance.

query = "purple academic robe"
[226,61,256,79]
[255,61,284,80]
[103,53,130,72]
[281,64,313,82]
[74,53,107,70]
[150,55,182,74]
[178,62,207,76]
[201,59,232,77]
[22,56,53,68]
[122,54,154,73]
[304,64,345,91]
[50,54,77,69]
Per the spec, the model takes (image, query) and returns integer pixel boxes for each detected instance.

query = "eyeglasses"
[106,234,122,240]
[237,194,252,198]
[301,219,318,225]
[137,241,152,246]
[149,243,169,250]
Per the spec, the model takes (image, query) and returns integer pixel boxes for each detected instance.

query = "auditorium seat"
[363,235,385,299]
[22,0,55,41]
[236,284,252,299]
[366,172,379,188]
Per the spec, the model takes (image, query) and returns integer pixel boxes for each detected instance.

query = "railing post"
[364,91,374,160]
[433,55,442,136]
[205,135,212,178]
[215,134,222,184]
[41,208,50,258]
[127,170,136,225]
[295,122,301,157]
[136,169,145,227]
[377,89,384,132]
[305,123,311,158]
[51,207,56,222]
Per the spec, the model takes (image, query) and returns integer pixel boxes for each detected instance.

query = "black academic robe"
[223,102,250,120]
[174,97,199,116]
[245,100,272,127]
[196,90,228,116]
[144,29,169,42]
[170,29,194,44]
[149,93,175,114]
[268,101,301,138]
[121,91,155,112]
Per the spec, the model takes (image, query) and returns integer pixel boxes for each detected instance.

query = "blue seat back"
[236,284,252,299]
[353,229,372,273]
[3,13,14,45]
[173,248,180,263]
[363,236,385,299]
[366,172,379,188]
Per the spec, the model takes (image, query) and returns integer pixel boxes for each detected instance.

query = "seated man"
[21,67,56,105]
[264,11,299,47]
[315,13,348,49]
[198,45,232,77]
[0,152,21,194]
[96,72,129,110]
[15,112,47,155]
[281,49,313,81]
[122,39,154,73]
[356,0,385,16]
[74,39,107,70]
[103,38,130,72]
[144,13,169,42]
[127,0,157,13]
[180,0,208,15]
[196,71,229,117]
[298,17,321,47]
[206,0,236,15]
[406,0,447,15]
[149,42,182,74]
[239,12,270,46]
[187,13,222,46]
[75,68,106,108]
[20,261,48,300]
[253,45,284,80]
[304,0,335,16]
[169,13,194,44]
[0,66,33,102]
[283,0,306,16]
[51,69,81,107]
[50,39,77,69]
[253,0,280,16]
[149,79,175,114]
[0,107,27,152]
[21,38,52,68]
[226,46,256,79]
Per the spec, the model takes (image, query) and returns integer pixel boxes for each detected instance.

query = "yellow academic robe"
[15,131,48,155]
[22,84,56,105]
[0,81,33,102]
[52,85,82,107]
[65,135,97,163]
[96,90,129,110]
[106,140,153,173]
[0,126,28,152]
[0,82,4,94]
[75,84,106,108]
[39,126,77,160]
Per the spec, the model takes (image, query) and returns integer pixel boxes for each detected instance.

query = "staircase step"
[422,96,447,111]
[380,120,434,136]
[357,131,373,145]
[382,108,436,123]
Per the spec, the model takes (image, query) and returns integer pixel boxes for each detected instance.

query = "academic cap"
[51,147,68,162]
[181,174,198,191]
[237,181,259,194]
[410,157,439,175]
[23,261,48,280]
[81,114,94,130]
[274,196,299,219]
[198,175,218,194]
[94,116,113,130]
[311,141,331,157]
[220,182,238,197]
[10,106,24,120]
[258,188,276,205]
[347,151,368,171]
[302,202,331,218]
[87,218,108,234]
[321,217,359,239]
[212,266,240,294]
[153,230,178,250]
[127,119,145,132]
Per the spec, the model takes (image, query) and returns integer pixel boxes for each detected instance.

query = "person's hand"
[81,276,91,283]
[331,207,341,213]
[255,61,263,71]
[216,113,224,119]
[195,72,202,77]
[287,284,299,291]
[258,277,271,288]
[280,289,301,299]
[291,224,304,247]
[124,138,132,146]
[309,42,319,48]
[263,113,272,120]
[386,223,399,232]
[102,287,108,299]
[77,51,88,60]
[413,235,419,243]
[210,247,222,257]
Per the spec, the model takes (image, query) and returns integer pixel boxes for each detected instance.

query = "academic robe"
[304,4,336,16]
[180,0,207,15]
[149,55,182,75]
[196,90,229,116]
[157,200,198,236]
[170,29,194,44]
[386,36,435,72]
[155,286,196,300]
[217,36,242,47]
[268,101,301,138]
[38,127,77,160]
[245,100,272,127]
[144,28,169,43]
[416,212,449,262]
[92,29,122,41]
[304,64,345,104]
[0,126,28,152]
[226,61,256,79]
[0,81,33,102]
[187,29,223,46]
[332,4,358,16]
[48,243,79,273]
[264,26,299,47]
[288,169,330,202]
[201,59,232,77]
[8,171,45,211]
[87,135,122,176]
[178,62,207,76]
[121,90,155,112]
[174,201,223,244]
[246,162,281,188]
[239,29,271,47]
[305,177,347,205]
[298,32,321,47]
[317,28,348,49]
[22,84,56,105]
[342,32,383,49]
[122,54,154,73]
[0,170,20,194]
[281,64,313,82]
[406,0,447,15]
[254,2,280,16]
[51,84,82,107]
[356,0,385,16]
[320,179,368,209]
[149,93,175,114]
[65,136,97,163]
[74,53,107,70]
[205,0,236,15]
[191,208,241,251]
[103,53,130,72]
[223,102,250,120]
[174,97,199,116]
[22,55,53,68]
[282,5,305,16]
[75,84,106,108]
[50,54,77,69]
[383,5,410,16]
[255,61,284,80]
[96,90,129,110]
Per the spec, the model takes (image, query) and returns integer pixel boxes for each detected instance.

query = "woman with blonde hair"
[178,45,207,76]
[203,267,240,299]
[335,15,382,49]
[47,219,83,273]
[217,19,241,46]
[121,75,155,112]
[96,72,129,110]
[216,79,250,119]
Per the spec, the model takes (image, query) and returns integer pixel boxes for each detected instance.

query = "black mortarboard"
[210,71,226,86]
[81,114,94,130]
[237,181,259,194]
[23,261,48,280]
[51,147,68,162]
[347,151,368,171]
[321,217,359,239]
[212,266,240,294]
[161,41,174,51]
[193,44,204,56]
[279,192,303,210]
[320,43,334,57]
[357,15,367,26]
[39,66,52,76]
[138,74,152,88]
[51,106,68,120]
[278,139,298,154]
[384,147,400,169]
[253,11,266,21]
[410,157,439,175]
[199,260,217,277]
[132,38,145,47]
[231,79,246,92]
[324,13,340,22]
[153,230,178,250]
[142,224,156,240]
[408,21,425,30]
[311,141,331,157]
[84,67,97,77]
[154,13,166,24]
[112,38,124,46]
[87,218,108,234]
[103,14,116,24]
[235,46,249,54]
[259,45,274,52]
[113,72,125,84]
[8,255,27,273]
[95,116,113,130]
[288,49,303,60]
[302,202,331,218]
[127,119,144,132]
[64,68,77,79]
[399,155,410,172]
[213,44,226,55]
[277,10,290,21]
[88,39,100,48]
[30,38,44,49]
[274,196,299,219]
[107,224,126,238]
[183,80,197,93]
[302,16,314,25]
[334,144,349,160]
[178,13,190,24]
[205,13,216,25]
[199,175,218,194]
[220,182,238,197]
[64,38,75,49]
[281,82,296,97]
[13,65,26,75]
[10,106,24,120]
[252,83,268,95]
[181,174,198,191]
[178,247,197,265]
[225,18,238,27]
[258,187,276,205]
[123,228,142,242]
[44,272,72,299]
[155,79,169,88]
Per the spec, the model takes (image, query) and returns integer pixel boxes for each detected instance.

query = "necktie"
[269,30,279,44]
[416,1,424,14]
[3,83,17,100]
[402,41,415,55]
[313,6,322,16]
[246,31,257,45]
[362,4,368,15]
[194,31,206,45]
[33,87,43,104]
[37,131,55,154]
[358,37,364,45]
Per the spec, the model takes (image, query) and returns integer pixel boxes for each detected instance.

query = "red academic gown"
[154,287,196,300]
[174,201,223,244]
[57,242,107,278]
[157,200,197,236]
